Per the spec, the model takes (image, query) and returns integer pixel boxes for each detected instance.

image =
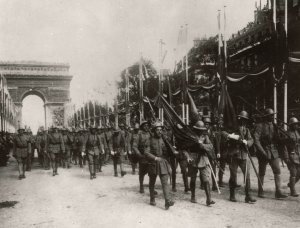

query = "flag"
[218,83,237,131]
[155,94,198,148]
[187,91,199,125]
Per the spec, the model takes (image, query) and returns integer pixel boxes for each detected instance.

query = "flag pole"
[283,0,288,130]
[273,0,277,124]
[139,54,144,123]
[125,68,130,126]
[185,24,189,125]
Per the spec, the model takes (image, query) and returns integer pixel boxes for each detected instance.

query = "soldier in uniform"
[83,126,104,179]
[74,128,86,168]
[132,121,151,193]
[128,123,140,175]
[144,121,175,209]
[35,127,46,168]
[97,126,108,172]
[111,125,127,177]
[284,117,300,197]
[25,128,34,171]
[222,111,256,203]
[13,126,30,179]
[47,126,65,176]
[104,124,113,164]
[186,121,215,206]
[254,108,288,199]
[62,127,73,169]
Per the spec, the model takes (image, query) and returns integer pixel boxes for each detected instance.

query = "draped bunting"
[226,66,269,82]
[289,57,300,63]
[172,80,216,97]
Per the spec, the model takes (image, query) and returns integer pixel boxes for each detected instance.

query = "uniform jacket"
[222,126,254,160]
[13,134,30,158]
[254,122,286,160]
[62,133,73,151]
[144,136,171,175]
[112,131,126,154]
[47,132,65,154]
[35,133,47,152]
[74,134,87,151]
[84,133,103,156]
[284,130,300,164]
[132,130,151,163]
[105,130,113,151]
[186,135,214,168]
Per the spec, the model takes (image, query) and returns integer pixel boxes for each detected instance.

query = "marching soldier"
[144,121,175,210]
[74,128,86,168]
[222,111,256,203]
[186,120,215,206]
[13,126,30,179]
[25,128,34,171]
[97,126,108,172]
[83,126,104,179]
[132,121,151,193]
[126,125,138,174]
[111,125,127,177]
[104,124,113,164]
[62,127,73,169]
[47,126,65,176]
[35,127,46,168]
[284,117,300,197]
[254,108,288,199]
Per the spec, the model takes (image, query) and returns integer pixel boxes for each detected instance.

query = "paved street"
[1,157,300,228]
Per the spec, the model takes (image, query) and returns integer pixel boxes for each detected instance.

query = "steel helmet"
[289,117,299,126]
[193,121,207,131]
[203,117,212,124]
[263,108,275,117]
[238,110,249,120]
[134,123,140,130]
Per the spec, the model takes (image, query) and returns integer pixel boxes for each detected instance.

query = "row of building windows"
[0,67,68,72]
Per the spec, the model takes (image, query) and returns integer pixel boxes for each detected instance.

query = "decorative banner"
[226,67,269,82]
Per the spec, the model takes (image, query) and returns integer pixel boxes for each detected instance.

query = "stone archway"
[0,61,73,130]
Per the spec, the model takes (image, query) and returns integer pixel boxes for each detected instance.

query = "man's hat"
[203,117,212,124]
[193,121,207,131]
[237,110,249,120]
[289,117,299,126]
[140,120,149,128]
[153,121,164,129]
[263,108,276,117]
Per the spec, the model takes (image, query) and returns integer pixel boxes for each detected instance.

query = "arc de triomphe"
[0,61,73,129]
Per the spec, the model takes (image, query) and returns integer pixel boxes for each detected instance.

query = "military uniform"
[13,129,30,179]
[144,123,174,209]
[25,130,34,171]
[104,127,113,163]
[47,127,65,176]
[186,121,215,206]
[254,108,287,199]
[222,124,256,203]
[62,129,73,168]
[111,129,126,177]
[84,129,104,179]
[74,130,86,167]
[97,128,108,172]
[132,129,151,193]
[284,117,300,197]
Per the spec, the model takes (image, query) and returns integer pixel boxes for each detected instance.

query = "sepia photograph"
[0,0,299,227]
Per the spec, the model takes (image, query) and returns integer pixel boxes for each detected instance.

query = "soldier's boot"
[22,163,26,178]
[199,176,204,190]
[183,173,190,193]
[245,179,256,203]
[149,183,156,206]
[258,175,265,198]
[172,173,177,192]
[204,182,215,206]
[120,163,126,177]
[275,174,288,199]
[218,171,225,187]
[131,164,136,175]
[114,163,118,177]
[229,187,237,202]
[139,175,145,193]
[18,163,23,180]
[289,177,299,197]
[212,178,218,192]
[190,179,197,203]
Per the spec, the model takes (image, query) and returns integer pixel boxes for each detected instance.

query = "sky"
[0,0,261,107]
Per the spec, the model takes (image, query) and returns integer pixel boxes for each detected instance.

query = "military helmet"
[289,117,299,126]
[193,121,207,131]
[263,108,276,117]
[140,120,148,128]
[237,110,249,120]
[153,121,164,129]
[203,117,212,124]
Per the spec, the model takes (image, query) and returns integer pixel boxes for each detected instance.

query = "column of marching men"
[10,107,300,210]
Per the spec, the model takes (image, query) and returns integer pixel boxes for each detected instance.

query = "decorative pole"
[139,54,144,123]
[273,0,277,123]
[283,0,288,130]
